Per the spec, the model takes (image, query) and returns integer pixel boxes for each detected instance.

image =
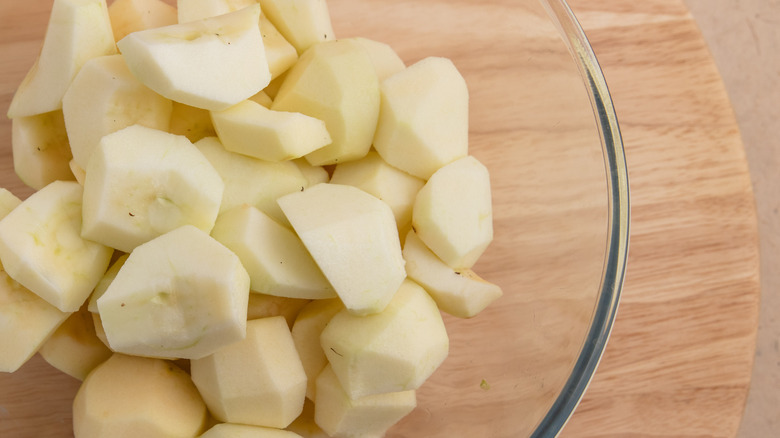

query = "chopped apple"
[412,155,493,269]
[200,423,304,438]
[257,0,335,54]
[194,136,309,226]
[247,292,310,329]
[260,14,300,80]
[350,37,405,81]
[177,0,257,23]
[314,365,416,437]
[271,39,379,166]
[109,0,178,42]
[0,271,70,373]
[81,125,224,253]
[6,0,116,119]
[212,100,331,162]
[73,354,208,437]
[373,57,469,180]
[277,183,406,316]
[38,305,113,380]
[212,204,336,299]
[97,225,250,359]
[320,279,449,399]
[403,230,502,318]
[330,149,424,239]
[169,102,218,142]
[11,110,74,190]
[117,4,270,111]
[191,316,307,428]
[62,54,173,170]
[291,298,344,400]
[0,181,113,312]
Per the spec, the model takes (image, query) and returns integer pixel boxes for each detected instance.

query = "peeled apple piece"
[373,56,469,180]
[291,298,344,400]
[62,54,173,170]
[211,99,332,162]
[0,181,113,312]
[11,110,75,190]
[412,155,494,269]
[257,0,335,54]
[117,4,271,111]
[211,204,336,299]
[177,0,256,23]
[108,0,178,42]
[194,136,309,226]
[277,183,406,316]
[271,39,380,166]
[38,306,113,380]
[73,354,208,438]
[200,423,304,438]
[0,271,70,373]
[97,225,250,360]
[320,279,449,400]
[403,230,502,318]
[6,0,116,119]
[350,37,406,81]
[81,125,224,253]
[314,365,417,438]
[191,316,307,429]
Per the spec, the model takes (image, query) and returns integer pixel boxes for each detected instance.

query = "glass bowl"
[0,0,628,436]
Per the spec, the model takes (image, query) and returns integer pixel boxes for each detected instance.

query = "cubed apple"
[109,0,178,42]
[271,39,379,166]
[97,225,250,359]
[329,149,424,239]
[117,4,270,111]
[320,279,448,399]
[38,305,113,380]
[211,100,331,162]
[291,298,344,400]
[11,110,75,190]
[194,136,309,226]
[403,230,502,318]
[62,54,173,170]
[81,125,224,253]
[7,0,116,119]
[277,183,405,316]
[191,316,307,428]
[211,204,336,299]
[0,181,113,312]
[412,155,493,269]
[257,0,335,54]
[0,271,70,373]
[314,365,416,437]
[73,354,208,438]
[373,57,469,180]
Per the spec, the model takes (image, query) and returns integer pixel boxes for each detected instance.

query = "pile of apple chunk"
[1,0,504,437]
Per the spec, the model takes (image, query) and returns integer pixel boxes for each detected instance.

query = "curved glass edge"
[531,1,631,437]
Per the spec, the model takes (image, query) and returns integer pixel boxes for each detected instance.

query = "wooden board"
[0,0,760,437]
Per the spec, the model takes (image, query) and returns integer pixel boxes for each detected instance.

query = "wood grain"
[0,0,760,437]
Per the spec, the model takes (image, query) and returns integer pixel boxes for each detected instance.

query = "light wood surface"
[0,0,761,437]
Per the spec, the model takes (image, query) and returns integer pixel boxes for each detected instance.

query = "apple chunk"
[257,0,335,54]
[403,230,502,318]
[211,99,331,162]
[73,354,208,438]
[97,225,250,359]
[191,316,307,429]
[211,204,336,299]
[0,181,113,312]
[277,183,406,316]
[11,110,75,190]
[7,0,116,119]
[109,0,178,42]
[271,39,379,166]
[117,4,270,111]
[81,125,224,253]
[62,54,173,170]
[320,279,449,400]
[373,57,469,180]
[412,155,494,269]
